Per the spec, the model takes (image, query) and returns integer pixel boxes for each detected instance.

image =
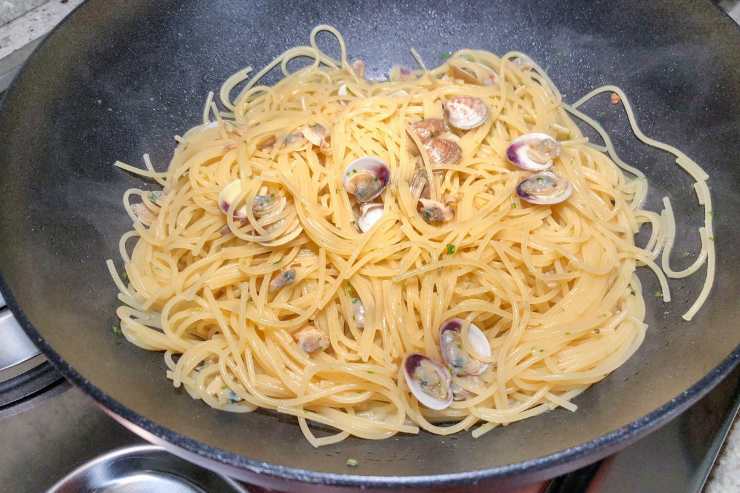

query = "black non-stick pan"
[0,1,738,491]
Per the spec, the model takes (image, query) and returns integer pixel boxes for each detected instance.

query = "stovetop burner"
[0,297,62,410]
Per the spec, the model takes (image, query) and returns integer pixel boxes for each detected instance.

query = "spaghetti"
[107,25,713,446]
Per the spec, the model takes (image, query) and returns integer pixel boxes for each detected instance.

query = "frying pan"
[0,1,738,491]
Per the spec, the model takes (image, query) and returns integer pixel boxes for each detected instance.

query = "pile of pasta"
[108,26,713,446]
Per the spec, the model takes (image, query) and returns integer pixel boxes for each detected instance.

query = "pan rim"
[1,0,739,487]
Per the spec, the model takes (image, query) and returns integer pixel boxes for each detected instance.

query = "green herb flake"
[445,244,457,255]
[148,191,162,203]
[346,458,359,467]
[511,202,518,209]
[654,290,663,298]
[111,324,122,336]
[565,331,572,336]
[441,51,453,60]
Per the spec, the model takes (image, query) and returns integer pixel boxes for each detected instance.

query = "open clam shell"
[506,133,561,171]
[343,157,390,203]
[218,179,248,219]
[439,318,492,376]
[403,353,453,410]
[516,170,573,205]
[357,203,384,232]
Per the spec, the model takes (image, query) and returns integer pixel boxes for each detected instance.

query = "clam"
[418,198,454,224]
[516,170,573,205]
[219,180,281,220]
[357,202,384,232]
[351,59,366,79]
[251,193,279,216]
[409,118,447,143]
[295,326,329,354]
[390,65,416,81]
[302,124,328,147]
[343,157,390,203]
[403,353,453,410]
[270,269,296,291]
[444,96,489,130]
[448,61,497,86]
[351,298,366,329]
[439,318,492,376]
[218,179,249,219]
[283,131,306,147]
[448,63,481,85]
[426,138,462,166]
[451,375,484,401]
[409,168,430,200]
[506,133,561,171]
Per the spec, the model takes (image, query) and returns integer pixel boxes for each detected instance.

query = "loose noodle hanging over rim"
[107,25,713,446]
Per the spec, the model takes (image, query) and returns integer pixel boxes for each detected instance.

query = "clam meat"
[403,353,453,410]
[343,157,390,203]
[295,326,329,354]
[516,170,573,205]
[418,198,454,224]
[439,318,492,376]
[506,133,561,171]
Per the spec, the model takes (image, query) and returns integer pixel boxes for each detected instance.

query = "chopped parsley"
[445,244,457,255]
[511,202,518,209]
[440,51,453,60]
[148,191,162,203]
[655,290,663,298]
[111,324,122,336]
[346,458,359,467]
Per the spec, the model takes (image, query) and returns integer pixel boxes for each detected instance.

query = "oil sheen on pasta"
[107,25,713,446]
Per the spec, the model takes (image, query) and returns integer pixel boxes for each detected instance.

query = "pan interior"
[0,0,739,480]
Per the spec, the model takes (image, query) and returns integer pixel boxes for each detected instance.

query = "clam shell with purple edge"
[403,353,453,410]
[439,318,492,376]
[506,132,561,171]
[516,170,573,205]
[343,157,391,203]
